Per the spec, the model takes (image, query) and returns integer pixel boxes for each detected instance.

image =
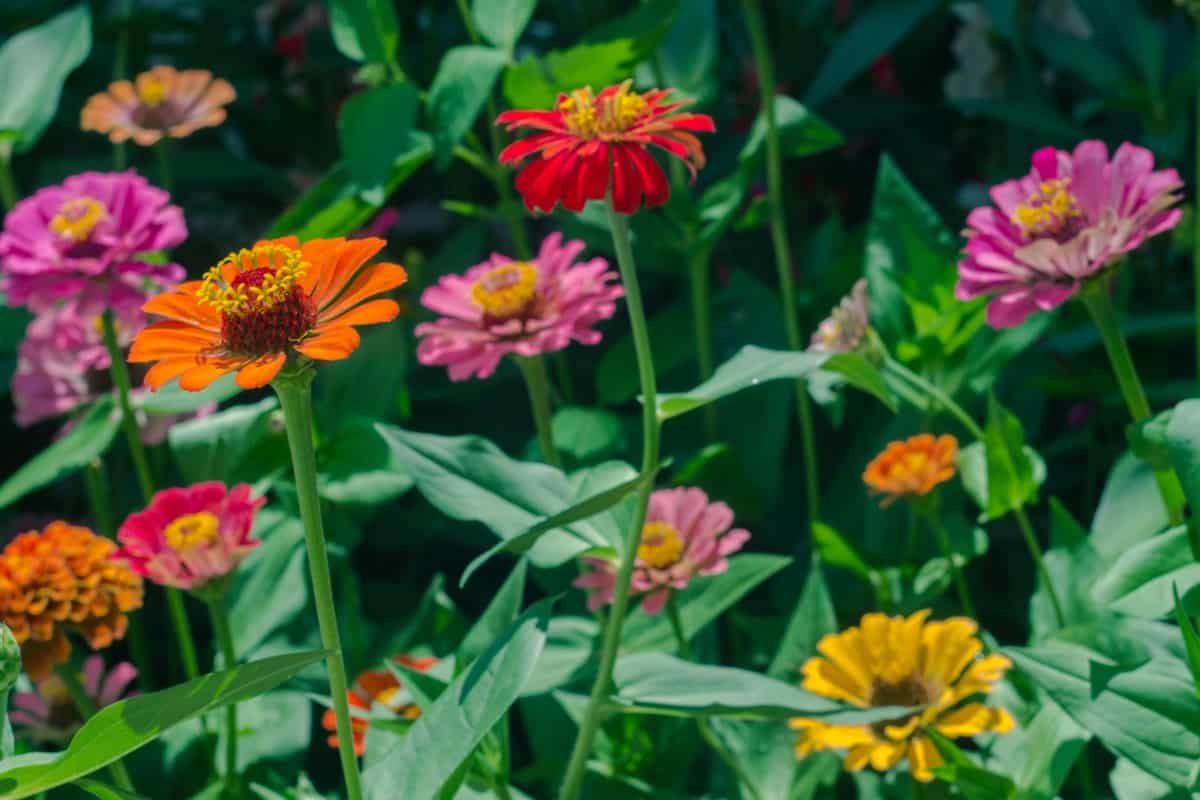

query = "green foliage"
[472,0,537,53]
[338,82,420,202]
[328,0,400,67]
[957,397,1047,521]
[428,46,509,168]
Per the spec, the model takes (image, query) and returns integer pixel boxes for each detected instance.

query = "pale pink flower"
[574,487,751,615]
[10,654,137,743]
[809,278,869,353]
[114,482,264,592]
[957,141,1183,328]
[0,171,185,315]
[414,232,623,380]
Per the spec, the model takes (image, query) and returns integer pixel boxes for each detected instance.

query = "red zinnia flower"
[496,79,715,215]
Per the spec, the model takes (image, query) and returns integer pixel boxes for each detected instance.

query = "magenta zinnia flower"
[414,232,623,381]
[114,482,264,592]
[0,171,185,315]
[574,487,750,614]
[11,654,137,743]
[957,140,1182,328]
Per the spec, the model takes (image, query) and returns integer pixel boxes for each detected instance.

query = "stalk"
[55,662,136,791]
[925,506,976,618]
[273,373,363,800]
[113,0,132,170]
[1014,504,1066,628]
[516,355,562,468]
[0,155,18,211]
[687,248,718,440]
[154,140,174,193]
[209,598,239,796]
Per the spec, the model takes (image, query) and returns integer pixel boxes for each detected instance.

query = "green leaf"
[428,46,508,169]
[811,522,873,581]
[975,396,1040,520]
[133,374,239,415]
[226,511,309,657]
[456,561,526,672]
[328,0,399,65]
[926,730,1016,800]
[1091,526,1200,618]
[72,779,146,800]
[1127,408,1173,471]
[1091,452,1170,561]
[768,564,837,680]
[1164,399,1200,520]
[317,419,414,507]
[547,406,627,463]
[0,651,326,799]
[1007,643,1200,787]
[362,599,555,798]
[1110,758,1192,800]
[338,82,420,202]
[956,441,1047,523]
[818,353,896,411]
[1172,585,1200,701]
[653,0,717,106]
[0,396,119,511]
[167,397,288,487]
[0,5,91,154]
[987,703,1089,800]
[472,0,536,52]
[739,96,844,169]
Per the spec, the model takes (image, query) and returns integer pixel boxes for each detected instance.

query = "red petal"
[498,132,560,164]
[579,143,610,208]
[560,151,588,212]
[495,109,566,132]
[667,113,716,132]
[627,145,669,208]
[610,145,641,214]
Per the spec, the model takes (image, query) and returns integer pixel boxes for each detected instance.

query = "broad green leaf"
[1109,758,1191,800]
[0,396,119,511]
[317,418,414,506]
[652,0,717,106]
[316,323,408,420]
[812,522,873,581]
[768,563,837,680]
[362,599,554,798]
[328,0,399,65]
[1091,526,1200,618]
[1091,452,1170,560]
[0,651,326,799]
[472,0,536,52]
[957,441,1047,523]
[1127,408,1173,471]
[226,511,309,656]
[739,96,844,169]
[0,5,91,154]
[547,406,626,463]
[1164,400,1200,523]
[927,730,1016,800]
[1172,585,1200,700]
[456,561,526,672]
[521,616,598,697]
[133,374,239,415]
[987,703,1089,800]
[72,779,146,800]
[338,82,420,202]
[1007,643,1200,787]
[428,46,508,168]
[167,397,288,487]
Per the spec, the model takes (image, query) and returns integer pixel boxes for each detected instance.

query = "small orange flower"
[863,434,958,506]
[81,66,236,146]
[323,655,438,757]
[128,236,406,391]
[0,522,144,680]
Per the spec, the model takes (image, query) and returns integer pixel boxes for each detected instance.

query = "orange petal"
[128,323,221,362]
[179,358,241,391]
[143,291,220,330]
[235,352,286,389]
[143,356,199,390]
[319,262,407,321]
[294,326,361,361]
[320,298,400,327]
[255,235,300,251]
[295,237,347,295]
[307,238,385,306]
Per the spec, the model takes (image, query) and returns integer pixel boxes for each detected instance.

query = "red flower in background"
[496,80,715,214]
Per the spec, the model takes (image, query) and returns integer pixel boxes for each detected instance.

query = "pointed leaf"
[429,46,508,168]
[1173,584,1200,701]
[1091,526,1200,618]
[456,561,527,672]
[472,0,536,52]
[769,563,837,680]
[328,0,399,65]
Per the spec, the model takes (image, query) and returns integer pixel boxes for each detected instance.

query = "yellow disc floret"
[470,262,539,320]
[637,521,685,569]
[49,197,107,241]
[1012,179,1080,237]
[559,80,649,138]
[163,512,220,552]
[197,245,309,316]
[137,77,168,107]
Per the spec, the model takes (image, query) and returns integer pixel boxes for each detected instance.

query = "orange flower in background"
[323,655,438,757]
[128,236,406,391]
[81,66,236,146]
[496,79,715,214]
[863,434,958,506]
[0,522,144,680]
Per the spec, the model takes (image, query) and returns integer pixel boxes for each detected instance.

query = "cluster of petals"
[323,654,438,757]
[11,654,137,743]
[808,278,870,353]
[0,522,144,680]
[791,610,1014,782]
[957,140,1182,328]
[114,482,264,592]
[863,433,958,506]
[415,233,623,381]
[574,487,750,614]
[81,65,236,146]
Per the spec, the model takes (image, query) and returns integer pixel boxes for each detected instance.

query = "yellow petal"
[908,735,943,782]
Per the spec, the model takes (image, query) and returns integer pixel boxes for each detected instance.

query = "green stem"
[274,374,364,800]
[55,662,135,792]
[0,156,18,211]
[665,594,690,659]
[557,199,662,800]
[687,248,718,440]
[154,140,173,193]
[1014,505,1066,628]
[83,461,117,538]
[925,507,976,618]
[112,0,132,170]
[166,590,200,680]
[516,355,562,468]
[209,598,239,796]
[884,358,985,440]
[1195,24,1200,382]
[1079,280,1189,530]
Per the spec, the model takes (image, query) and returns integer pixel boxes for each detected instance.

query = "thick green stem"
[926,508,976,618]
[1080,281,1189,530]
[209,598,239,796]
[516,355,562,468]
[1014,505,1066,628]
[557,200,662,800]
[55,662,135,791]
[274,375,364,800]
[0,156,18,211]
[687,249,718,440]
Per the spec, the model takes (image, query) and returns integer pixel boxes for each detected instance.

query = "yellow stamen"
[197,245,309,315]
[138,77,168,107]
[637,521,685,569]
[49,198,106,241]
[559,80,649,137]
[1011,178,1080,236]
[163,511,220,552]
[470,262,539,319]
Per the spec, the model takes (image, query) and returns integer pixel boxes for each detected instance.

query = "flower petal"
[295,326,361,361]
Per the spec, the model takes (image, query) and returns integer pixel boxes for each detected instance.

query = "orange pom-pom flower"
[863,434,958,507]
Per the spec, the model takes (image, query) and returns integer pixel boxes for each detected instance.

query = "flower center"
[199,245,318,356]
[163,512,220,552]
[470,262,539,321]
[1012,179,1081,238]
[890,450,930,479]
[558,80,649,138]
[49,197,106,241]
[868,673,939,737]
[138,77,167,107]
[637,521,685,569]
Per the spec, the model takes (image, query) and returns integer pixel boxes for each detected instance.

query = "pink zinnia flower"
[957,141,1183,328]
[10,654,137,743]
[114,482,264,593]
[574,487,751,614]
[414,232,623,380]
[0,171,185,315]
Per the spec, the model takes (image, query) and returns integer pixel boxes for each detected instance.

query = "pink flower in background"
[957,141,1183,328]
[0,171,185,315]
[809,278,869,353]
[114,482,264,592]
[10,655,137,743]
[414,232,623,380]
[574,487,751,614]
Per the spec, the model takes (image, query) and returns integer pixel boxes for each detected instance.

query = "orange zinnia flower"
[81,66,236,146]
[323,655,438,757]
[128,236,406,391]
[0,522,144,680]
[863,434,958,506]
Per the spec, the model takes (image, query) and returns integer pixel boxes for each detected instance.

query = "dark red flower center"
[219,267,317,356]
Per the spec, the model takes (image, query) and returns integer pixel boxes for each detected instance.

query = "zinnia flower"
[114,482,264,593]
[414,232,623,380]
[10,654,137,743]
[863,434,958,507]
[322,655,438,757]
[957,141,1182,328]
[81,66,236,146]
[790,610,1014,782]
[808,278,869,353]
[496,79,715,214]
[0,522,144,680]
[574,487,750,614]
[128,235,406,391]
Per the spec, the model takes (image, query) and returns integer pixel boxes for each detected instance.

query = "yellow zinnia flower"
[789,610,1014,782]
